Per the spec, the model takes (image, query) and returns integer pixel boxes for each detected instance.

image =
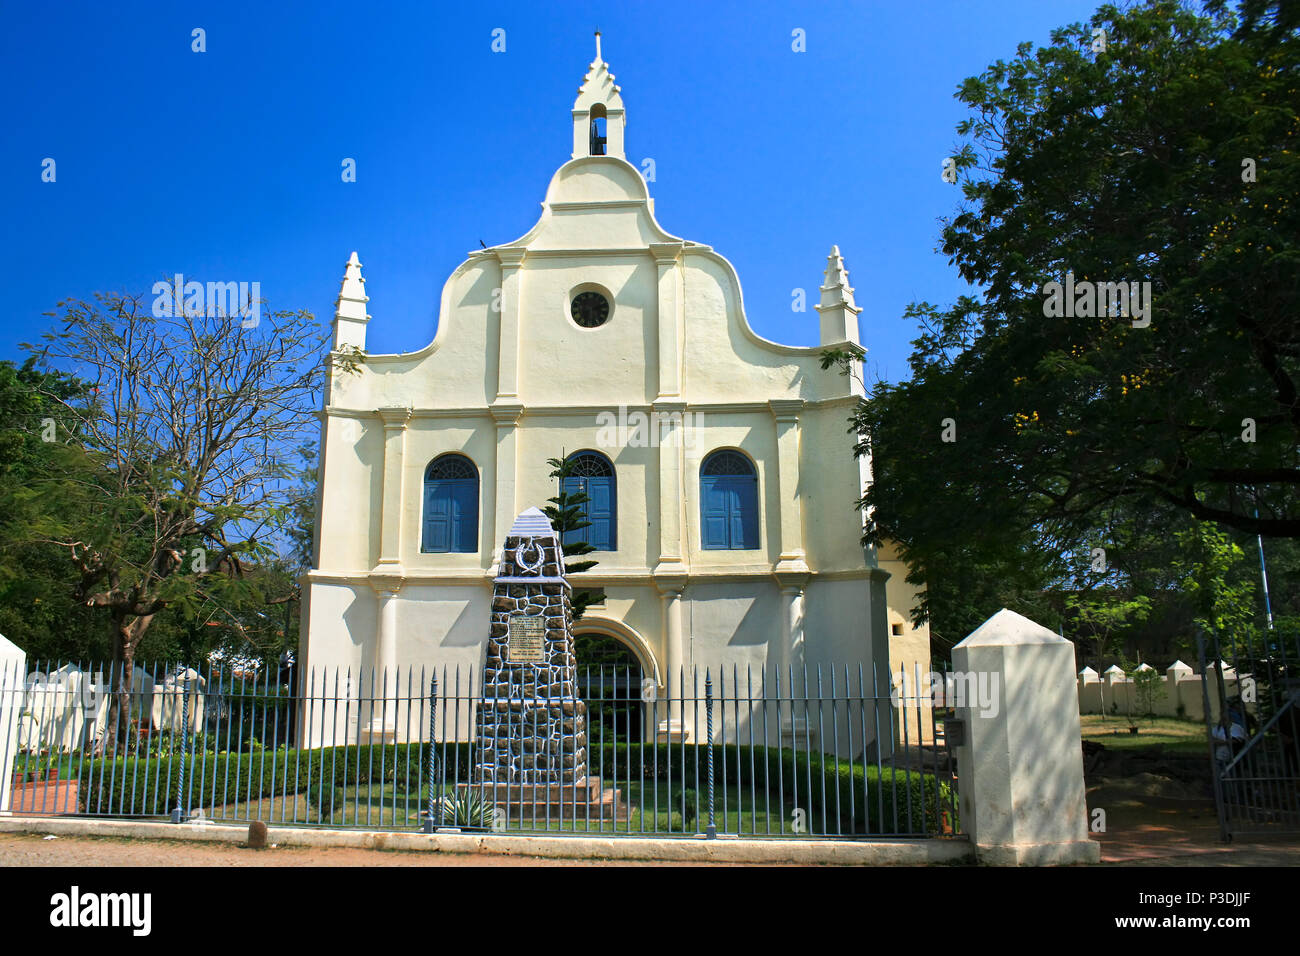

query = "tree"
[542,455,600,620]
[20,290,332,744]
[0,359,110,659]
[1169,521,1260,652]
[826,0,1298,645]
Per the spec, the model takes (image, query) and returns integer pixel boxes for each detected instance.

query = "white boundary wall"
[1076,661,1241,722]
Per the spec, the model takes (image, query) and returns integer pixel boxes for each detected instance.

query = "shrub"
[591,743,955,835]
[435,789,497,829]
[83,742,467,816]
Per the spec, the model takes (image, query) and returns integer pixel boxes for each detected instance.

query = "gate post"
[0,635,27,816]
[952,609,1099,865]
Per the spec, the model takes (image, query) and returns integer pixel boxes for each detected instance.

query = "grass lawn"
[1079,714,1207,753]
[211,780,845,836]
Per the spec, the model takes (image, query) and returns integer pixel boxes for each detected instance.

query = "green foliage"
[830,0,1299,657]
[5,292,325,671]
[1129,665,1166,718]
[1170,522,1259,648]
[593,743,955,835]
[0,359,111,659]
[79,741,953,834]
[83,742,449,817]
[543,455,600,620]
[434,789,498,828]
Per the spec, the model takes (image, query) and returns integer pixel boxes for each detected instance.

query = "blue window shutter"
[561,471,616,551]
[736,478,759,549]
[561,476,584,549]
[585,475,615,550]
[424,479,477,553]
[423,482,452,552]
[701,475,730,549]
[701,475,758,549]
[727,481,747,549]
[449,480,478,552]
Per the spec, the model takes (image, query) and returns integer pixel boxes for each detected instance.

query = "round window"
[570,291,610,328]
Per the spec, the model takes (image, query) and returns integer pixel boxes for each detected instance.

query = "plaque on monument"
[506,616,547,663]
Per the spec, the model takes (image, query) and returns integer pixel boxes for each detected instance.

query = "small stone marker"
[247,820,268,849]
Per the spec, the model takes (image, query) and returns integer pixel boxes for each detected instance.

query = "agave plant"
[435,789,498,829]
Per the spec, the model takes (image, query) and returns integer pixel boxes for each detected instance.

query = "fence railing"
[3,659,960,839]
[1198,629,1300,839]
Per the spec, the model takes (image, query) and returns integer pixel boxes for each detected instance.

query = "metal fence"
[3,659,960,840]
[1198,628,1300,840]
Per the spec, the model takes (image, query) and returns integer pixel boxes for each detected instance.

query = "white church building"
[301,38,929,739]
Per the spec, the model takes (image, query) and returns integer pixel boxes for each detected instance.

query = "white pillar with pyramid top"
[816,246,864,398]
[0,634,27,816]
[951,608,1100,865]
[332,252,370,351]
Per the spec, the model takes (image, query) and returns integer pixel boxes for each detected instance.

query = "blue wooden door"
[423,479,477,552]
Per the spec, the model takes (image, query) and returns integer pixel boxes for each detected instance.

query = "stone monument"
[468,508,622,819]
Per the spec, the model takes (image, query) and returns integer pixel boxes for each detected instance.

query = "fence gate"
[1198,629,1300,840]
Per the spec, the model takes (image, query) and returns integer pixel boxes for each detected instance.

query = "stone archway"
[574,620,655,746]
[573,618,661,686]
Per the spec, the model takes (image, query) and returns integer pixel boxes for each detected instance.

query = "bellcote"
[572,32,625,160]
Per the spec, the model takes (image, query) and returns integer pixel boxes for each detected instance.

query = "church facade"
[301,41,929,742]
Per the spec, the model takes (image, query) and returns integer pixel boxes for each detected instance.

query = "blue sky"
[1,0,1106,385]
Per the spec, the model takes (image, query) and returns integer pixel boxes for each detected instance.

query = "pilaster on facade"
[649,241,684,401]
[769,398,809,578]
[367,573,403,735]
[488,401,525,572]
[653,395,689,578]
[655,578,689,742]
[494,247,528,400]
[371,405,412,579]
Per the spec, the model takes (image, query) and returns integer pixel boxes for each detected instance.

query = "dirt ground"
[0,831,774,866]
[3,820,1297,867]
[1083,745,1300,866]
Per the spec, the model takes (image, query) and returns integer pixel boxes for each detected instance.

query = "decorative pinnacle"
[819,245,857,311]
[595,30,602,62]
[338,251,367,303]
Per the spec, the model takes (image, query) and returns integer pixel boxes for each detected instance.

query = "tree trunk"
[106,611,156,756]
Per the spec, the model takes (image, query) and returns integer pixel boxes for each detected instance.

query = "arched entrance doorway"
[574,630,644,745]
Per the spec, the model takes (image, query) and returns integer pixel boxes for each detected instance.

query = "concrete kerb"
[0,817,973,865]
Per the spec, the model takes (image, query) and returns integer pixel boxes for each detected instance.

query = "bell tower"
[572,32,625,160]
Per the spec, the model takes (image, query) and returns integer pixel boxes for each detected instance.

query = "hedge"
[83,743,467,817]
[589,743,955,834]
[83,741,954,834]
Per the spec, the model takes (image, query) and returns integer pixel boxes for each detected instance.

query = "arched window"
[422,454,478,553]
[700,450,759,550]
[563,451,616,551]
